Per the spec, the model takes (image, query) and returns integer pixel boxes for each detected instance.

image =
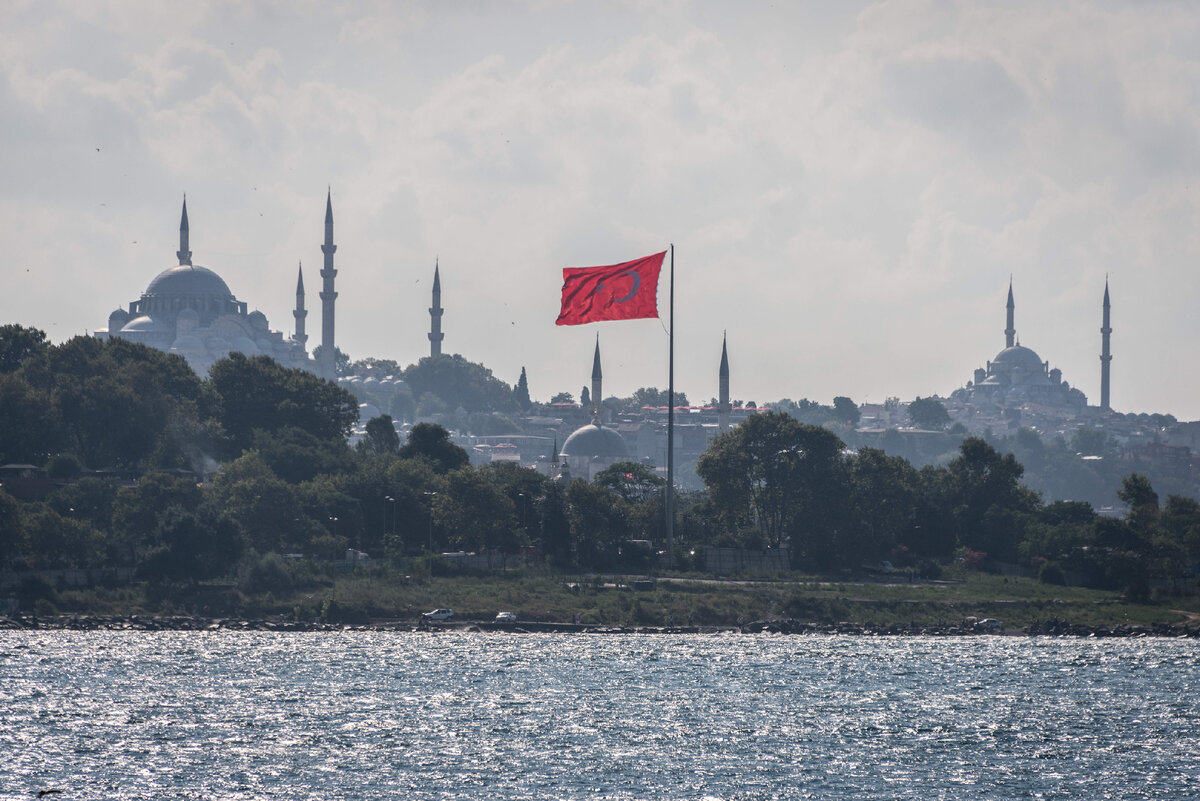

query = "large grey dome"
[562,423,627,459]
[144,265,234,300]
[992,345,1044,370]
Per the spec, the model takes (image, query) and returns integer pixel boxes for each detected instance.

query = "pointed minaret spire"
[428,259,444,357]
[177,195,192,266]
[591,335,603,423]
[1005,277,1015,348]
[319,189,338,380]
[293,262,308,348]
[718,331,731,432]
[1100,276,1112,411]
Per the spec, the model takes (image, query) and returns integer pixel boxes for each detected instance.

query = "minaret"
[1100,278,1112,411]
[293,262,308,348]
[319,190,338,380]
[1005,278,1015,348]
[177,196,192,266]
[428,260,444,357]
[718,332,731,432]
[591,335,603,423]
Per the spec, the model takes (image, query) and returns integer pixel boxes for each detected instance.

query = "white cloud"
[2,0,1200,417]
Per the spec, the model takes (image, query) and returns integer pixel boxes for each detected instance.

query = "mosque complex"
[92,193,1121,475]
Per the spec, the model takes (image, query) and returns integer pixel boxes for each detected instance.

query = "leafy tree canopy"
[908,396,950,430]
[403,354,515,413]
[311,345,352,377]
[208,352,359,456]
[399,423,469,474]
[0,324,49,373]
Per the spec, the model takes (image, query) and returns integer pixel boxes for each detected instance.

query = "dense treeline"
[1,325,1197,600]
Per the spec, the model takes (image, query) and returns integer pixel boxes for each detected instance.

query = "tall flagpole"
[666,244,675,566]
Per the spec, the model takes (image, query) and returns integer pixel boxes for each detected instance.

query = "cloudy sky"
[3,0,1199,419]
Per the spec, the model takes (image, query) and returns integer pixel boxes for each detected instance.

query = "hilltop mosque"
[952,280,1112,410]
[96,195,344,378]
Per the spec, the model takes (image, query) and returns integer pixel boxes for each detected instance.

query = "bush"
[917,559,943,580]
[44,453,84,480]
[239,553,293,596]
[320,597,369,624]
[1038,561,1067,586]
[33,598,59,617]
[17,575,59,605]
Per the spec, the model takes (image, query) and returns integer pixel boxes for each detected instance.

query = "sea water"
[2,632,1198,799]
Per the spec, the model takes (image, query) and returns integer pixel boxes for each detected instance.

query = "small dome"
[562,423,627,459]
[248,310,269,329]
[144,265,234,300]
[120,315,170,333]
[108,309,131,329]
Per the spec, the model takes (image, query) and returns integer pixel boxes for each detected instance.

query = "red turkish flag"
[555,251,665,326]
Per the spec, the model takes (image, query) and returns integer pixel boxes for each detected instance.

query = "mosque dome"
[119,315,171,333]
[562,423,627,459]
[992,345,1045,371]
[108,308,131,330]
[144,265,234,300]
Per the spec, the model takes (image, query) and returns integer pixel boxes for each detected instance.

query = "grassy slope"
[53,565,1200,629]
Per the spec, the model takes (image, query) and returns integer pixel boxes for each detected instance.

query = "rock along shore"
[2,614,1199,638]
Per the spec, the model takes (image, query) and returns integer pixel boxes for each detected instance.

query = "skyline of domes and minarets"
[950,277,1112,413]
[91,195,1131,429]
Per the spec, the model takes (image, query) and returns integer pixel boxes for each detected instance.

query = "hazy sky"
[4,0,1199,419]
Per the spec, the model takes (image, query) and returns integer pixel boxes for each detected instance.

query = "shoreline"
[4,614,1199,638]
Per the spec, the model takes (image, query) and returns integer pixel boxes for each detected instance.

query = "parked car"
[422,608,454,621]
[494,611,517,623]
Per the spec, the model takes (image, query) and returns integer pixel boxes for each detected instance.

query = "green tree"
[435,467,520,554]
[21,504,105,569]
[947,437,1039,563]
[311,345,351,377]
[697,411,846,557]
[1071,427,1115,457]
[908,397,950,430]
[550,392,574,404]
[206,452,298,554]
[514,367,532,411]
[402,354,515,413]
[1117,473,1159,537]
[250,426,355,483]
[0,488,21,566]
[0,324,49,373]
[0,372,57,464]
[208,352,358,456]
[358,415,401,457]
[399,423,469,474]
[595,461,665,504]
[44,453,84,479]
[111,473,204,562]
[139,507,242,585]
[833,396,861,426]
[627,387,690,409]
[842,448,919,565]
[566,480,627,570]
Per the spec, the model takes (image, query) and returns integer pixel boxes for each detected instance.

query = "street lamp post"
[423,491,438,554]
[384,496,396,554]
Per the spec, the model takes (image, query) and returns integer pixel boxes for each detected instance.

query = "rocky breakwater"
[1025,619,1200,638]
[0,614,423,632]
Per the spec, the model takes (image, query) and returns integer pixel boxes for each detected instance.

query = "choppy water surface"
[2,633,1198,799]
